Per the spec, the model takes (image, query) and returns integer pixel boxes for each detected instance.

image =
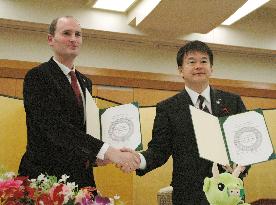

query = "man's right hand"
[104,147,141,173]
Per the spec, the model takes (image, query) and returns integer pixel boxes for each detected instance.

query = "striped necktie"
[198,95,210,113]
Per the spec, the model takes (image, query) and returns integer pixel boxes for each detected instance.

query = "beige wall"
[243,110,276,202]
[1,27,276,84]
[1,0,276,50]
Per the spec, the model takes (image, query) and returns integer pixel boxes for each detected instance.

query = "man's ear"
[210,66,214,73]
[47,34,53,46]
[178,66,183,75]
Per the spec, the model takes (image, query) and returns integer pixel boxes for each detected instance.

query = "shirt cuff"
[96,143,110,160]
[138,153,147,170]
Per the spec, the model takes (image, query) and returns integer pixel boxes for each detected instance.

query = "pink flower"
[94,195,111,205]
[75,187,96,205]
[0,170,123,205]
[81,186,96,199]
[0,178,23,190]
[75,190,86,204]
[49,184,66,205]
[36,193,54,205]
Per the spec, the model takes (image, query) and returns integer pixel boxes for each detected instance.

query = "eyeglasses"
[184,58,210,67]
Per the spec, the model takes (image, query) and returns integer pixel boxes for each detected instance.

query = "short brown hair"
[48,16,75,35]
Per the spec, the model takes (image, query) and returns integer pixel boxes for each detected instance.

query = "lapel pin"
[216,99,222,104]
[222,107,230,114]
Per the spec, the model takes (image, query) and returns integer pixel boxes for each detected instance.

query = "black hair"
[176,40,213,67]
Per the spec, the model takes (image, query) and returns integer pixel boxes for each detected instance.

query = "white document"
[190,105,274,166]
[190,105,229,165]
[223,111,273,166]
[86,89,142,150]
[101,103,142,150]
[86,89,101,139]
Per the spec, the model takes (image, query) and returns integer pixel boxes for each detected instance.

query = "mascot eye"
[218,183,225,191]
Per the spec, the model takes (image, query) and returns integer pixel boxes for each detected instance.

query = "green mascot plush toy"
[203,163,250,205]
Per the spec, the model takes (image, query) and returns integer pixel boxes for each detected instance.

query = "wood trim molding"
[251,199,276,205]
[1,59,276,98]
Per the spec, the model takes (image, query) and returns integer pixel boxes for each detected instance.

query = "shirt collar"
[53,57,75,76]
[185,85,211,105]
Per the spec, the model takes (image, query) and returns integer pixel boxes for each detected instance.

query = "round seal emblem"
[108,118,134,141]
[234,127,262,151]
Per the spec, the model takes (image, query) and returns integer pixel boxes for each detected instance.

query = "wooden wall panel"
[244,110,276,203]
[0,97,26,172]
[92,85,97,97]
[93,87,134,205]
[15,79,23,98]
[242,96,276,109]
[95,85,134,106]
[0,77,16,97]
[94,165,134,205]
[134,88,179,106]
[1,59,276,98]
[132,89,176,205]
[133,107,172,205]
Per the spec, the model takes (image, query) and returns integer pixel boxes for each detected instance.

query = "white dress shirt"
[185,85,212,114]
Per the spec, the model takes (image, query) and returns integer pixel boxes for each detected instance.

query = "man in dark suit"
[18,16,140,189]
[136,40,249,204]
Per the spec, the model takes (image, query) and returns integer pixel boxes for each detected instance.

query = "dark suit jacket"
[137,88,247,204]
[18,58,104,188]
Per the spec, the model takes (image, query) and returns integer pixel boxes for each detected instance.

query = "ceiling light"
[93,0,136,12]
[221,0,270,25]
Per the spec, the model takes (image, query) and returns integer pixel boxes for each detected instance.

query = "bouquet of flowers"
[0,166,124,205]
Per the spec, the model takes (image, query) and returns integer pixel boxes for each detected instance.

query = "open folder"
[190,105,276,166]
[85,89,142,151]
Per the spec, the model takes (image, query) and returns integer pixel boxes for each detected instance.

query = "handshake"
[97,147,141,173]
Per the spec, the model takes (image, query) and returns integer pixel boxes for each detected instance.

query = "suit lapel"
[179,89,194,110]
[75,71,87,98]
[210,88,220,116]
[211,87,229,117]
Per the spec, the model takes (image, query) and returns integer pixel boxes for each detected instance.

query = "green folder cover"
[219,109,275,165]
[99,102,143,151]
[190,106,275,166]
[86,89,142,151]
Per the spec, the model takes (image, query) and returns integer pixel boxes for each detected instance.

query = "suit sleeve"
[137,103,173,176]
[23,69,103,163]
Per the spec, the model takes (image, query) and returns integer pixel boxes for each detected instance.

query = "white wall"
[0,0,275,83]
[182,7,276,51]
[1,0,276,50]
[1,27,276,83]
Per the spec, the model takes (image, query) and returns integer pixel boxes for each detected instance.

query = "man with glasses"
[136,40,249,204]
